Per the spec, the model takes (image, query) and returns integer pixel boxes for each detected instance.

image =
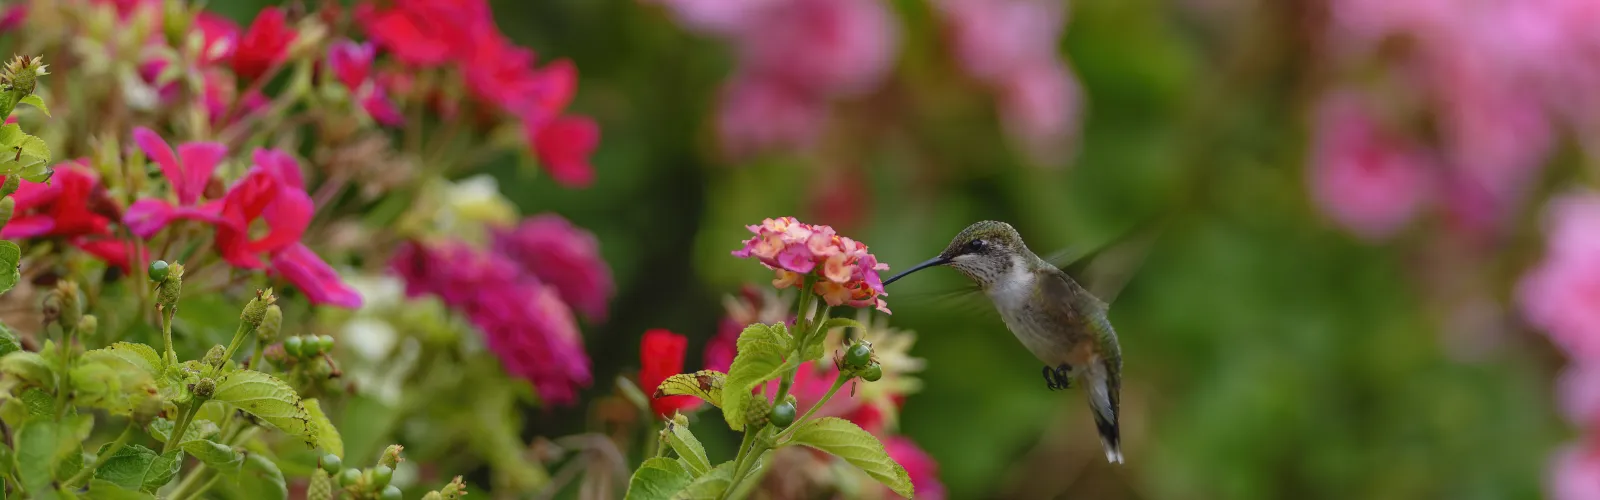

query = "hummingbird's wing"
[888,282,1001,320]
[1044,216,1165,305]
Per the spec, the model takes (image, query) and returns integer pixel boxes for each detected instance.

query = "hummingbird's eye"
[967,239,988,253]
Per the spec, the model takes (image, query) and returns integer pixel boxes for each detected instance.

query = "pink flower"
[270,243,363,309]
[733,217,890,312]
[937,0,1066,85]
[124,127,227,238]
[642,0,783,36]
[1559,363,1600,428]
[0,3,26,32]
[1517,193,1600,360]
[491,214,615,322]
[357,0,492,67]
[391,240,591,405]
[195,12,241,64]
[232,7,296,82]
[997,61,1081,166]
[360,87,405,127]
[1308,92,1435,241]
[1552,445,1600,500]
[884,437,945,500]
[213,149,313,269]
[531,116,599,188]
[737,0,897,96]
[327,40,375,90]
[715,77,825,158]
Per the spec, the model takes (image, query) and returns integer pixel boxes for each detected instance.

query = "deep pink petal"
[132,127,182,192]
[72,237,131,272]
[215,168,312,268]
[174,142,226,205]
[361,87,405,127]
[532,115,599,188]
[123,199,178,239]
[0,216,53,239]
[271,243,362,308]
[252,148,305,189]
[8,176,62,211]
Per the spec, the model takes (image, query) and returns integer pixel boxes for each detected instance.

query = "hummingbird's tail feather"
[1084,357,1123,464]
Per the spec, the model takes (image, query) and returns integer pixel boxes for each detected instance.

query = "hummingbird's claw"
[1042,364,1073,391]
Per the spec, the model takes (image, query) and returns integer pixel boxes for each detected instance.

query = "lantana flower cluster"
[732,217,891,313]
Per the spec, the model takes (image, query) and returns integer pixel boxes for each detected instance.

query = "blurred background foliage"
[199,0,1573,498]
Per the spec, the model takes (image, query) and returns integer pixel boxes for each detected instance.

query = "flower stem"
[65,422,134,487]
[163,402,199,455]
[54,325,76,416]
[247,342,267,373]
[719,430,762,500]
[176,473,219,500]
[777,373,849,443]
[220,321,253,367]
[159,305,177,366]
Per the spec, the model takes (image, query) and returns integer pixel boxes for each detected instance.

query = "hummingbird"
[882,220,1125,464]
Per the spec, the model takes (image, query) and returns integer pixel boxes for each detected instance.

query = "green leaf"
[82,343,163,380]
[624,457,694,500]
[91,444,181,493]
[722,323,795,431]
[670,458,760,500]
[147,417,219,446]
[239,453,288,500]
[654,370,726,409]
[665,423,711,477]
[181,439,243,476]
[0,124,49,178]
[209,370,313,444]
[1,350,54,390]
[55,449,84,483]
[784,417,913,498]
[18,95,48,117]
[84,479,156,500]
[0,321,20,357]
[20,387,53,418]
[303,399,343,457]
[820,317,867,332]
[15,415,92,497]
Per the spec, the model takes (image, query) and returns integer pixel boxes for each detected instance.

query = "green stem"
[168,467,214,500]
[65,422,134,487]
[54,326,76,416]
[247,342,267,373]
[160,305,176,366]
[220,321,252,367]
[163,402,199,455]
[718,431,759,500]
[777,374,849,443]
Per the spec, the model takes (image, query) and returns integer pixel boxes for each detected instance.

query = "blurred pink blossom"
[715,77,825,158]
[997,62,1081,165]
[1517,193,1600,361]
[123,127,227,238]
[1558,363,1600,428]
[1551,445,1600,500]
[491,214,615,323]
[392,240,591,405]
[738,0,897,96]
[327,40,376,90]
[1308,93,1434,240]
[885,437,947,500]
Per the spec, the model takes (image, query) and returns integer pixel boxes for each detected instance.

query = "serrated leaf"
[20,387,53,417]
[18,95,48,117]
[83,343,163,380]
[722,323,795,431]
[1,349,54,390]
[624,457,693,500]
[84,479,155,499]
[303,399,343,457]
[0,321,20,357]
[209,370,312,444]
[670,457,761,500]
[91,444,181,493]
[148,417,219,446]
[785,417,913,498]
[240,453,288,500]
[16,415,92,497]
[181,439,243,476]
[0,124,49,177]
[666,423,710,476]
[654,370,726,409]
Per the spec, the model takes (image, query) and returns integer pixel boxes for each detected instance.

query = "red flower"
[357,0,492,67]
[214,148,312,269]
[532,116,599,188]
[232,7,296,82]
[641,329,700,419]
[2,161,131,271]
[124,127,227,238]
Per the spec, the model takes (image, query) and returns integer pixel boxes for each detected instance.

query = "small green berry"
[843,343,872,369]
[338,468,361,487]
[283,336,304,358]
[380,485,402,500]
[319,454,342,475]
[147,260,170,282]
[769,401,797,429]
[861,364,883,382]
[316,335,335,355]
[369,464,394,489]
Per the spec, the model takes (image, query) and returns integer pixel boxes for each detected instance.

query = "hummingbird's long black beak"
[882,256,950,286]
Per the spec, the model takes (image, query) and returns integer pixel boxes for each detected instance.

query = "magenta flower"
[884,437,946,500]
[391,240,592,405]
[271,243,363,309]
[232,7,296,82]
[213,148,313,269]
[1559,363,1600,429]
[491,214,614,322]
[715,76,825,158]
[124,127,227,238]
[1308,93,1435,241]
[732,217,890,313]
[1517,192,1600,360]
[937,0,1065,85]
[530,116,599,188]
[1552,445,1600,500]
[738,0,897,96]
[327,40,375,90]
[997,61,1081,165]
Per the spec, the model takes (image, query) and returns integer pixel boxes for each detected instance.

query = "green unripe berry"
[148,260,170,282]
[769,401,797,429]
[316,335,335,355]
[319,454,342,475]
[339,468,361,487]
[369,464,394,489]
[843,342,872,369]
[380,485,402,500]
[861,364,883,382]
[283,336,304,358]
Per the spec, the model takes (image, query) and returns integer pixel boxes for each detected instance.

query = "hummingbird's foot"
[1043,364,1073,390]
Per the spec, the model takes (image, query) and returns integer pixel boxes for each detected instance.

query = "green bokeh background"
[207,0,1573,497]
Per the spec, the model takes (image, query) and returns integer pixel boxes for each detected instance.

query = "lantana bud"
[155,262,186,311]
[241,289,277,329]
[191,378,215,401]
[256,305,283,344]
[52,281,82,332]
[306,469,336,500]
[3,55,48,96]
[79,315,98,339]
[742,397,773,431]
[202,345,226,368]
[379,444,404,469]
[423,476,467,500]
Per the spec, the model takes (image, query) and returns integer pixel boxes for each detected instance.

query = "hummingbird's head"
[882,220,1028,288]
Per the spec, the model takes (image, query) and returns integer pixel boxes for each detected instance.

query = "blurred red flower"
[641,329,701,419]
[531,116,599,188]
[884,437,946,500]
[232,7,296,82]
[213,149,313,270]
[2,161,130,271]
[357,0,491,67]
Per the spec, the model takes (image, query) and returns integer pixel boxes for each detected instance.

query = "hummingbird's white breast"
[986,255,1063,364]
